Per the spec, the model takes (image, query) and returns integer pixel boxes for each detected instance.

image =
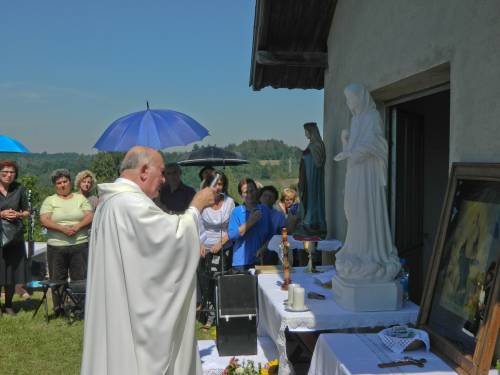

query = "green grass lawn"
[0,292,215,375]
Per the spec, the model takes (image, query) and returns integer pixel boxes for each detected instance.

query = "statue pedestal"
[331,275,402,311]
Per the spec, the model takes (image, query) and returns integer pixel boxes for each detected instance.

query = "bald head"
[120,146,165,198]
[120,146,158,173]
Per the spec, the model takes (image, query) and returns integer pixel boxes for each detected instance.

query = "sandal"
[21,292,31,300]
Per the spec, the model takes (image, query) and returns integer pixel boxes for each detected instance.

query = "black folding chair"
[64,280,86,324]
[30,280,67,323]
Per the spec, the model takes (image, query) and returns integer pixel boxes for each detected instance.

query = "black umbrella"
[177,146,248,167]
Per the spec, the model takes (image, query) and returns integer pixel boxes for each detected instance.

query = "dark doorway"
[388,89,450,304]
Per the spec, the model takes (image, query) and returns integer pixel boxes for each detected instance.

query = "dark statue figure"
[297,122,327,236]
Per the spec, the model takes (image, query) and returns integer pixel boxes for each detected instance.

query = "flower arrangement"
[223,357,279,375]
[223,357,260,375]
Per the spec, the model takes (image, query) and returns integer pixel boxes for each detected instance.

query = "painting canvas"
[418,163,500,375]
[438,199,499,323]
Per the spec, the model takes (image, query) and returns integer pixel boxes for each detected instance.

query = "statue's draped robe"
[81,179,201,375]
[336,87,400,282]
[298,141,327,233]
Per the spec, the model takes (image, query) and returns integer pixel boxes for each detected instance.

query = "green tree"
[222,167,241,204]
[90,152,124,183]
[18,175,51,241]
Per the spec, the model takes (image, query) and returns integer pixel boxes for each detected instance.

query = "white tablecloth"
[198,337,278,375]
[268,235,342,253]
[257,268,420,375]
[308,333,455,375]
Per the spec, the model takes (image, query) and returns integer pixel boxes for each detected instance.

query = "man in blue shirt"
[228,178,274,269]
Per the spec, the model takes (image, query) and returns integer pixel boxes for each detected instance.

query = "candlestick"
[280,227,292,290]
[292,287,305,310]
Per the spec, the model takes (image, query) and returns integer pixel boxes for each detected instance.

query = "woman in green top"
[40,169,93,315]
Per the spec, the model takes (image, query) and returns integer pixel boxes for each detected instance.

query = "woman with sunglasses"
[0,160,30,316]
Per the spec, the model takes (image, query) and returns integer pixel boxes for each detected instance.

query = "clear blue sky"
[0,1,324,154]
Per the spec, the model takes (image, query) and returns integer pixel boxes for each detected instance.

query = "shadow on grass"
[11,296,41,312]
[8,292,66,322]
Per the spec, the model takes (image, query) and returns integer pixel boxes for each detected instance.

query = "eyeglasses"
[0,170,16,175]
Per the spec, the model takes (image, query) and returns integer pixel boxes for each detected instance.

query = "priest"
[81,146,215,375]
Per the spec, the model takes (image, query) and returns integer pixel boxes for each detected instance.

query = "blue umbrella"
[0,135,30,153]
[94,103,210,152]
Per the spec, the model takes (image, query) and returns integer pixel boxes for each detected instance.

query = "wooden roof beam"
[256,50,328,68]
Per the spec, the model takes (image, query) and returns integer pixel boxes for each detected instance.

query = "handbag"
[1,219,24,247]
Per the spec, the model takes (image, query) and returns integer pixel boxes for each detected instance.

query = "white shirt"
[199,195,235,248]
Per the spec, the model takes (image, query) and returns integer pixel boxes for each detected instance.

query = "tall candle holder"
[302,239,320,273]
[303,241,310,272]
[280,227,292,290]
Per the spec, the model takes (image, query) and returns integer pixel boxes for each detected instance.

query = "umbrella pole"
[220,206,225,277]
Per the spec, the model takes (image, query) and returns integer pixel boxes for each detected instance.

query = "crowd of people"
[0,150,301,373]
[0,157,300,319]
[156,167,301,332]
[0,163,98,316]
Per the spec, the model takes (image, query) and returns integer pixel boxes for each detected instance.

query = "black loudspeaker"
[216,273,258,356]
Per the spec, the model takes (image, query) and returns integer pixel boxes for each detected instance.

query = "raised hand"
[249,209,262,224]
[191,187,217,212]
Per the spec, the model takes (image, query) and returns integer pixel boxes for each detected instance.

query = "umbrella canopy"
[177,146,248,167]
[0,135,30,153]
[94,104,209,152]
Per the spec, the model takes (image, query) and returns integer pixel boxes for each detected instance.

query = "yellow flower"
[261,359,279,375]
[267,359,279,367]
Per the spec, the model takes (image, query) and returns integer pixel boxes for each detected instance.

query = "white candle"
[293,287,305,310]
[287,284,298,307]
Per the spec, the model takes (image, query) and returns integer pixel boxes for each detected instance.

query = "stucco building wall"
[324,0,500,239]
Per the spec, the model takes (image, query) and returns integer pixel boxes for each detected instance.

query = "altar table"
[257,268,420,375]
[307,333,454,375]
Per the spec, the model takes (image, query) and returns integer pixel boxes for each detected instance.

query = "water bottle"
[399,259,410,302]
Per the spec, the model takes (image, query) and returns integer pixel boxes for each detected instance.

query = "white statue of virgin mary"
[334,83,400,282]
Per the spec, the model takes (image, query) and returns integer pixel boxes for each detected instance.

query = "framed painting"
[418,163,500,375]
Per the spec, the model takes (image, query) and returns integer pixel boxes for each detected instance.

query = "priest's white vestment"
[81,178,201,375]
